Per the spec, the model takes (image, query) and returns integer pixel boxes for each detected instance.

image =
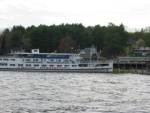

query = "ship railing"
[22,62,70,64]
[80,60,112,64]
[0,56,13,58]
[47,62,70,64]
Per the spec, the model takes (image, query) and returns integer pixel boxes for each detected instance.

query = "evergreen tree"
[1,36,6,55]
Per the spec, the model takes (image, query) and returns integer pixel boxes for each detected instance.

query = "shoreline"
[113,69,149,74]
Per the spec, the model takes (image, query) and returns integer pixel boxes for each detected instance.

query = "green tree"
[23,25,36,51]
[102,23,128,57]
[58,36,77,53]
[92,25,105,51]
[144,33,150,47]
[30,25,54,52]
[23,37,31,51]
[11,25,25,48]
[0,29,12,53]
[1,36,6,55]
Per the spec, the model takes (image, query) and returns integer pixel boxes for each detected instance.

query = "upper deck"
[8,51,80,60]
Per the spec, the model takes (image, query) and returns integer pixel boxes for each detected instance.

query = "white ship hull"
[0,67,113,73]
[0,51,113,73]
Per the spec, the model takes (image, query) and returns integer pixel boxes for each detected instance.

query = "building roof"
[83,48,91,54]
[135,47,150,51]
[81,45,96,54]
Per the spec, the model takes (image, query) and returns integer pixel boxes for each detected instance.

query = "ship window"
[18,64,23,66]
[42,65,47,67]
[3,59,8,61]
[26,59,30,61]
[78,64,88,67]
[72,65,77,67]
[64,65,69,67]
[33,59,38,61]
[49,65,54,67]
[26,64,31,66]
[57,65,62,67]
[0,59,2,60]
[64,60,68,62]
[10,64,15,66]
[101,64,109,66]
[56,60,61,62]
[10,59,15,61]
[0,63,7,66]
[34,64,39,67]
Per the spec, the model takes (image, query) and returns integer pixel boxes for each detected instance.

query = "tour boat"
[0,49,113,73]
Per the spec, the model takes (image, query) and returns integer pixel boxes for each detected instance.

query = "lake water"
[0,72,150,113]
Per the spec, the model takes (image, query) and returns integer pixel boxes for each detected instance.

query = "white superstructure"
[0,49,113,73]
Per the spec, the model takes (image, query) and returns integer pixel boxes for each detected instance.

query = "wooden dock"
[113,60,150,75]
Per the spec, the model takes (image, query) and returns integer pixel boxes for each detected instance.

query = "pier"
[113,57,150,74]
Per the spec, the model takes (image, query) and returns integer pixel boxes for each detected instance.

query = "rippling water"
[0,72,150,113]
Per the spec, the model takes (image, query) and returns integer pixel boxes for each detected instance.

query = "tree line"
[1,23,150,58]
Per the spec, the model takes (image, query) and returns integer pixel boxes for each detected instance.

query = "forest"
[0,23,150,58]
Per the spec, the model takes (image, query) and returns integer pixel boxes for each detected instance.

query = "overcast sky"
[0,0,150,31]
